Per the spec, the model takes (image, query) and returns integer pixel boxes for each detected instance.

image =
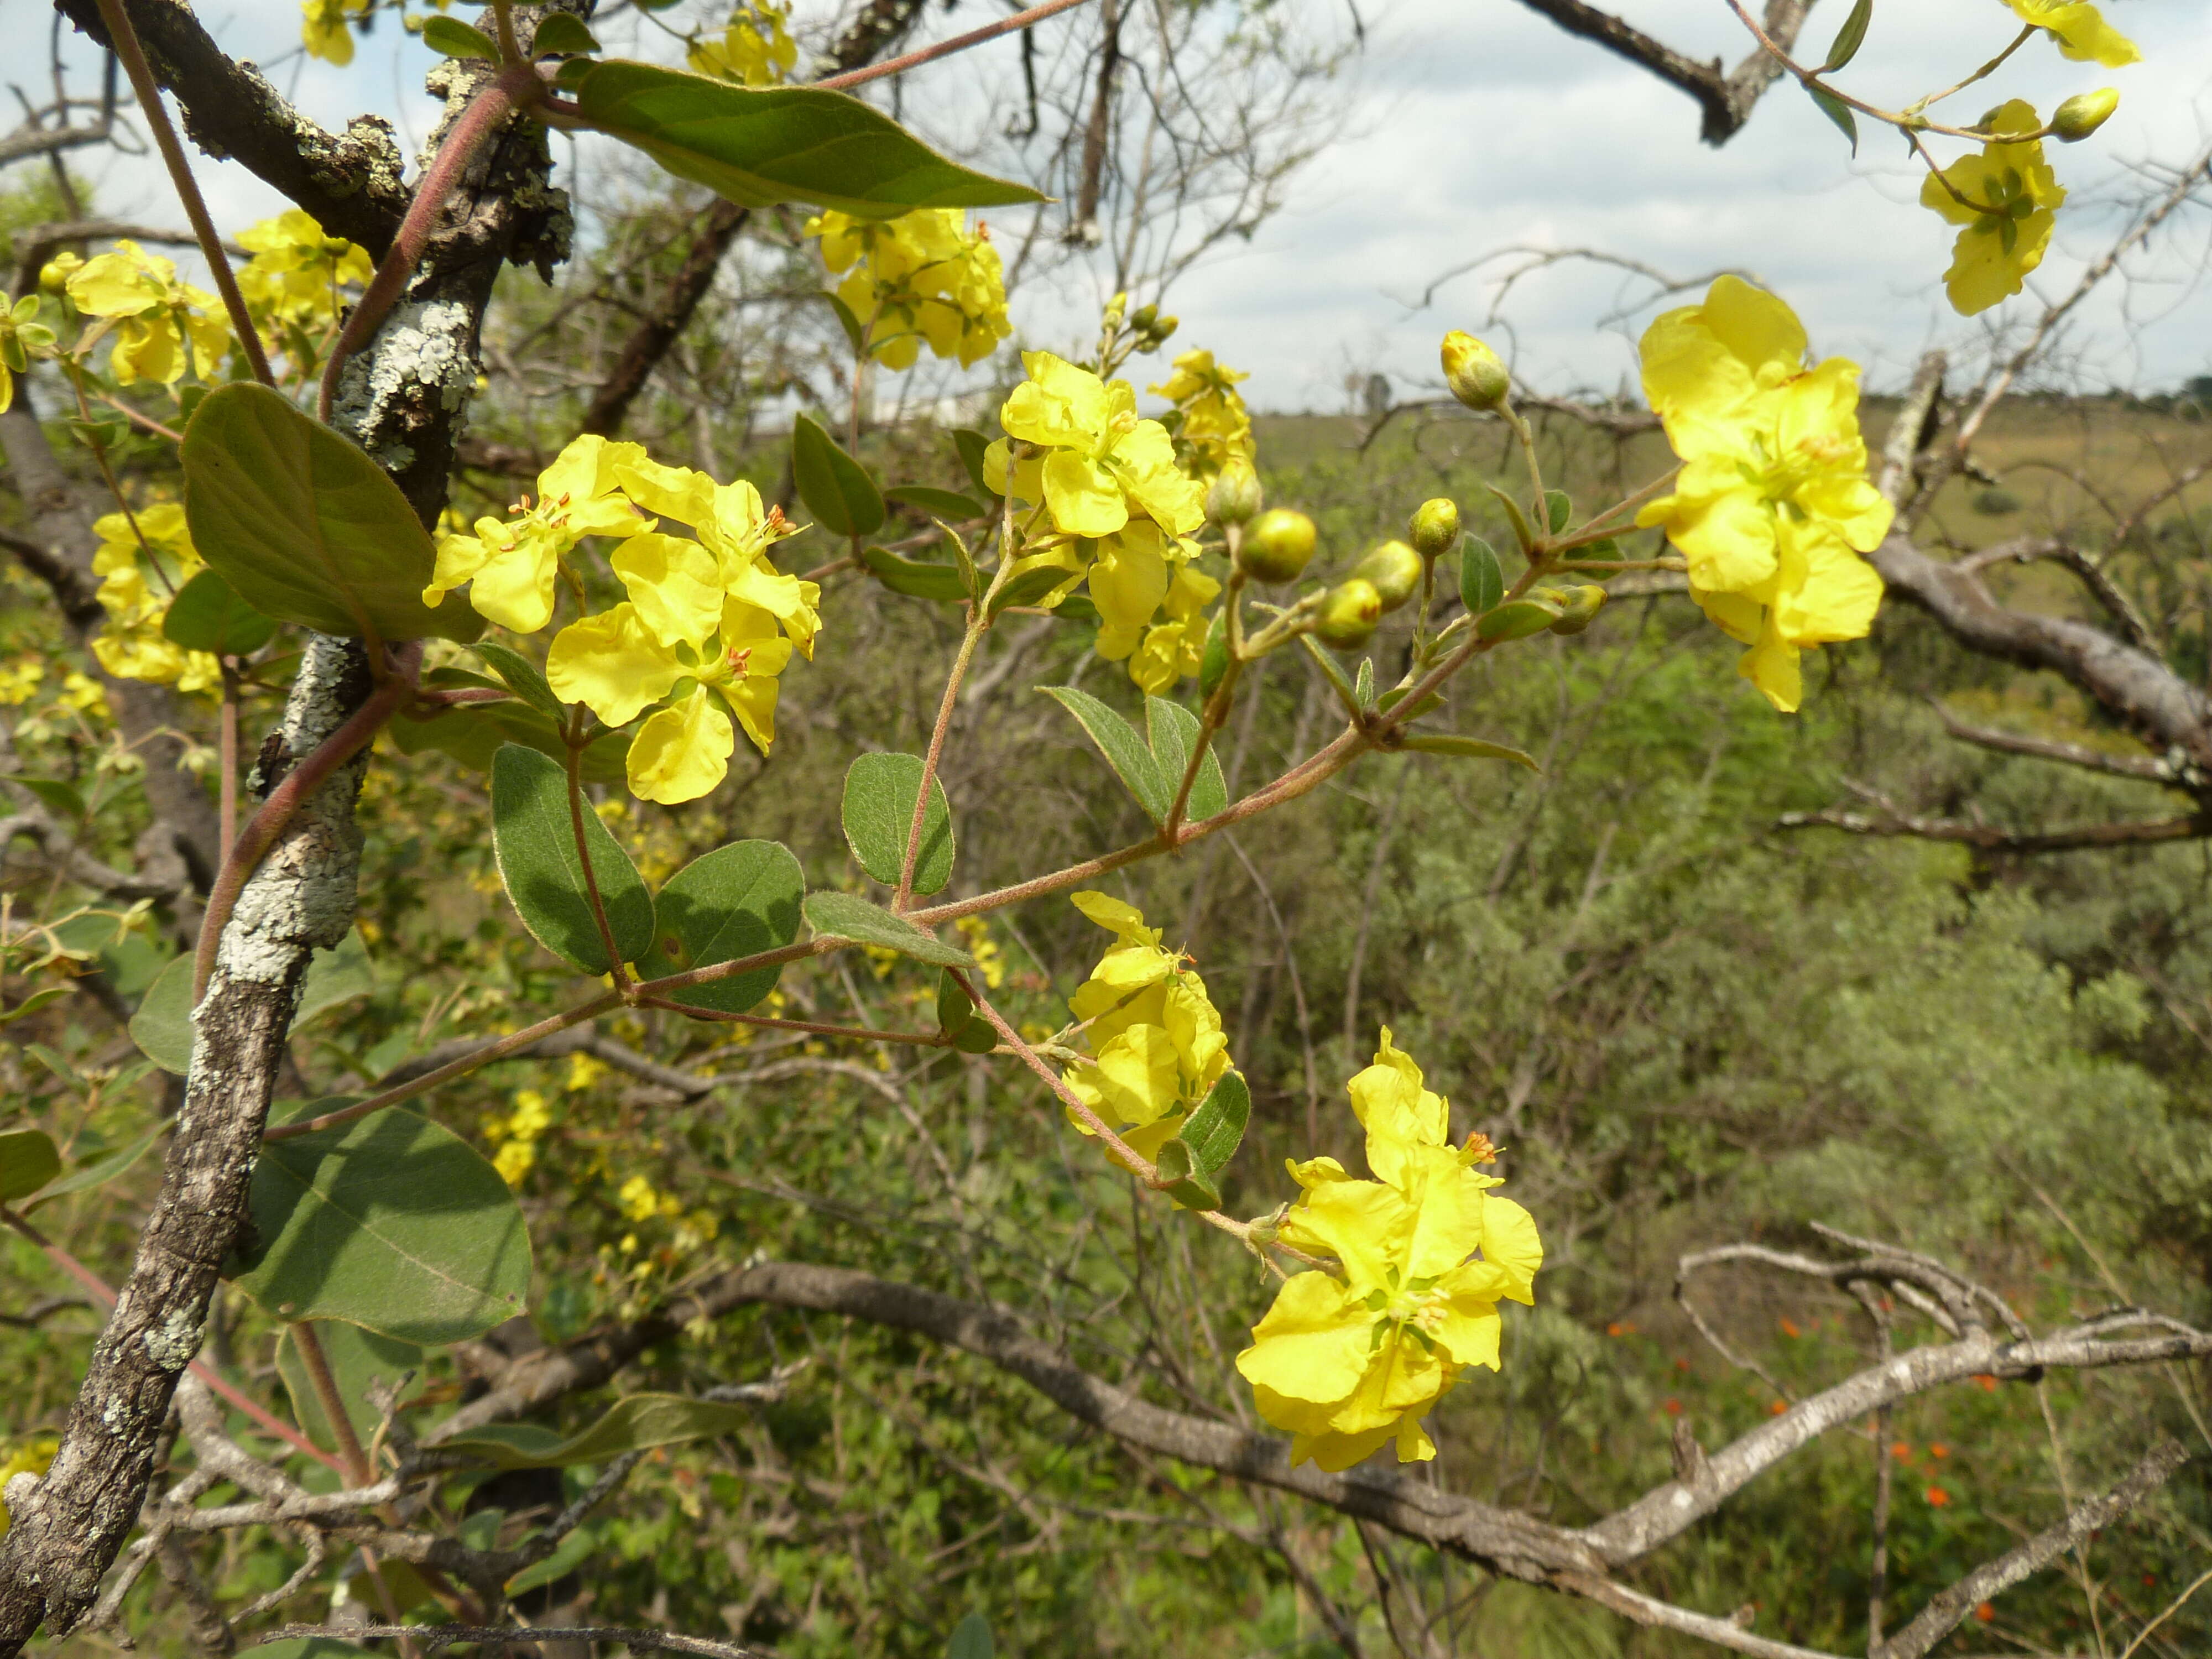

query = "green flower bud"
[1312,578,1383,650]
[1207,461,1263,526]
[2053,88,2120,142]
[1154,314,1179,342]
[1352,539,1424,613]
[1547,584,1609,635]
[1441,331,1510,412]
[1131,303,1158,331]
[1239,508,1317,583]
[1408,497,1461,559]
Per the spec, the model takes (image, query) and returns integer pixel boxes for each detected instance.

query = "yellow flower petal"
[627,686,734,805]
[1237,1271,1375,1407]
[546,603,682,726]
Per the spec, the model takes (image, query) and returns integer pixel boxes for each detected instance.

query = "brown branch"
[8,219,216,300]
[1512,0,1815,144]
[1931,703,2176,784]
[1875,1440,2191,1659]
[1776,802,2202,854]
[1952,537,2158,653]
[577,201,749,436]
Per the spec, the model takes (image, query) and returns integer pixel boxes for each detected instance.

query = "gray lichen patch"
[330,297,478,472]
[140,1307,206,1373]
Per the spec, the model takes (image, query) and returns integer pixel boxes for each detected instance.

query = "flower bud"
[1441,331,1510,412]
[1152,314,1180,343]
[2053,88,2120,142]
[1207,461,1263,526]
[1312,578,1382,649]
[1131,303,1158,331]
[1408,497,1460,559]
[1547,584,1609,635]
[1238,508,1317,583]
[1352,539,1424,613]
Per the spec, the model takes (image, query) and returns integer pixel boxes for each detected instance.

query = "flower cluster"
[1149,349,1256,481]
[689,1,799,86]
[806,209,1013,371]
[90,505,222,692]
[1635,276,1890,712]
[237,208,374,345]
[1238,1032,1542,1471]
[1921,101,2068,317]
[61,241,231,388]
[301,0,372,64]
[0,295,55,415]
[1060,893,1231,1165]
[484,1087,556,1188]
[430,436,820,806]
[987,352,1219,692]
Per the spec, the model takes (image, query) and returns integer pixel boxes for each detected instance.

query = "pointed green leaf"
[12,777,84,820]
[181,383,483,644]
[161,568,277,656]
[22,1121,165,1213]
[1041,686,1170,825]
[1808,82,1860,154]
[0,986,70,1029]
[824,289,868,354]
[1198,612,1229,699]
[648,839,804,1014]
[277,1320,422,1452]
[437,1394,755,1470]
[1458,536,1505,617]
[506,1524,599,1596]
[1354,657,1376,708]
[1180,1069,1250,1176]
[571,60,1044,216]
[1483,483,1537,555]
[841,753,954,895]
[1401,734,1540,770]
[1542,489,1573,533]
[886,485,987,522]
[792,414,885,538]
[861,543,968,602]
[229,1109,532,1344]
[491,744,655,976]
[471,641,564,718]
[1145,697,1227,822]
[0,1128,61,1203]
[802,891,974,968]
[1819,0,1874,72]
[1477,597,1564,642]
[422,15,499,59]
[946,1613,994,1659]
[530,12,600,56]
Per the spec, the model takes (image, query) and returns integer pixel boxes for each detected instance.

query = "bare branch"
[1512,0,1815,144]
[1950,538,2158,652]
[1777,801,2201,854]
[1931,702,2176,784]
[1555,1573,1845,1659]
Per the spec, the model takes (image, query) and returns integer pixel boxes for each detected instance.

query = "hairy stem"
[895,614,982,912]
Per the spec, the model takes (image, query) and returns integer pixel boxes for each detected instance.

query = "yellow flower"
[492,1139,538,1187]
[1061,891,1231,1162]
[301,0,371,63]
[956,915,1008,989]
[1635,276,1890,711]
[612,456,820,656]
[2005,1,2139,67]
[426,436,653,633]
[688,1,800,86]
[0,295,56,415]
[88,505,222,692]
[237,209,373,337]
[1125,560,1222,695]
[65,241,232,387]
[0,663,44,706]
[617,1173,664,1223]
[806,208,1012,370]
[60,671,109,720]
[1920,101,2069,316]
[1149,349,1256,481]
[0,1438,60,1534]
[1237,1035,1541,1472]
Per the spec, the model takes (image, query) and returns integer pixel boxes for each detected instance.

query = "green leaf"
[130,930,375,1075]
[1484,483,1537,555]
[803,892,974,969]
[1180,1069,1250,1176]
[1354,657,1376,708]
[1477,597,1564,642]
[530,12,600,57]
[824,290,868,354]
[571,60,1044,217]
[472,641,564,719]
[491,744,656,976]
[553,55,594,89]
[1819,0,1874,72]
[1145,698,1227,823]
[886,485,987,522]
[0,986,70,1029]
[841,753,954,895]
[0,1128,60,1203]
[276,1320,422,1452]
[229,1109,531,1344]
[13,776,84,820]
[1198,612,1229,699]
[1808,82,1860,154]
[1151,1141,1222,1212]
[951,430,996,497]
[935,970,997,1052]
[421,15,500,59]
[861,544,967,602]
[294,927,375,1030]
[985,561,1073,618]
[181,383,483,644]
[160,568,276,657]
[648,840,804,1014]
[1542,489,1573,533]
[22,1121,165,1213]
[1296,634,1361,714]
[947,1612,994,1659]
[792,414,885,538]
[1401,734,1540,770]
[1041,686,1170,825]
[506,1524,599,1597]
[1459,536,1505,617]
[438,1394,755,1470]
[390,697,630,786]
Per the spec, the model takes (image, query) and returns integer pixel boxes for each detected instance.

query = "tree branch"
[1930,703,2176,784]
[1512,0,1815,144]
[1776,801,2201,854]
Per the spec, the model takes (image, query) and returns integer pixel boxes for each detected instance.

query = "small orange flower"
[1924,1485,1951,1507]
[1974,1603,1995,1624]
[1769,1400,1788,1416]
[1663,1398,1683,1417]
[1890,1441,1912,1460]
[1779,1317,1803,1338]
[1972,1374,1999,1392]
[1929,1443,1949,1459]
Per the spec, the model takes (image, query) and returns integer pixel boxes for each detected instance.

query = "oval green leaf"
[1145,697,1227,823]
[1477,597,1564,643]
[421,15,499,59]
[841,753,954,895]
[530,12,600,57]
[1180,1069,1250,1176]
[803,891,974,969]
[862,544,968,603]
[1041,686,1170,825]
[792,414,885,538]
[182,383,483,644]
[571,60,1043,217]
[886,484,987,523]
[0,1127,61,1203]
[648,839,804,1014]
[229,1108,531,1344]
[161,568,278,657]
[436,1394,754,1470]
[491,744,656,976]
[1458,536,1505,617]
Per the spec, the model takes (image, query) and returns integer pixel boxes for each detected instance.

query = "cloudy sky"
[22,0,2212,412]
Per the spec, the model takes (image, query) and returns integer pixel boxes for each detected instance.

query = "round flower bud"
[1547,584,1609,635]
[1352,540,1425,614]
[1207,461,1264,526]
[1441,331,1510,412]
[1408,497,1461,559]
[1312,578,1383,650]
[2053,88,2120,142]
[1238,508,1317,583]
[1131,303,1159,331]
[38,261,69,294]
[1152,314,1180,343]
